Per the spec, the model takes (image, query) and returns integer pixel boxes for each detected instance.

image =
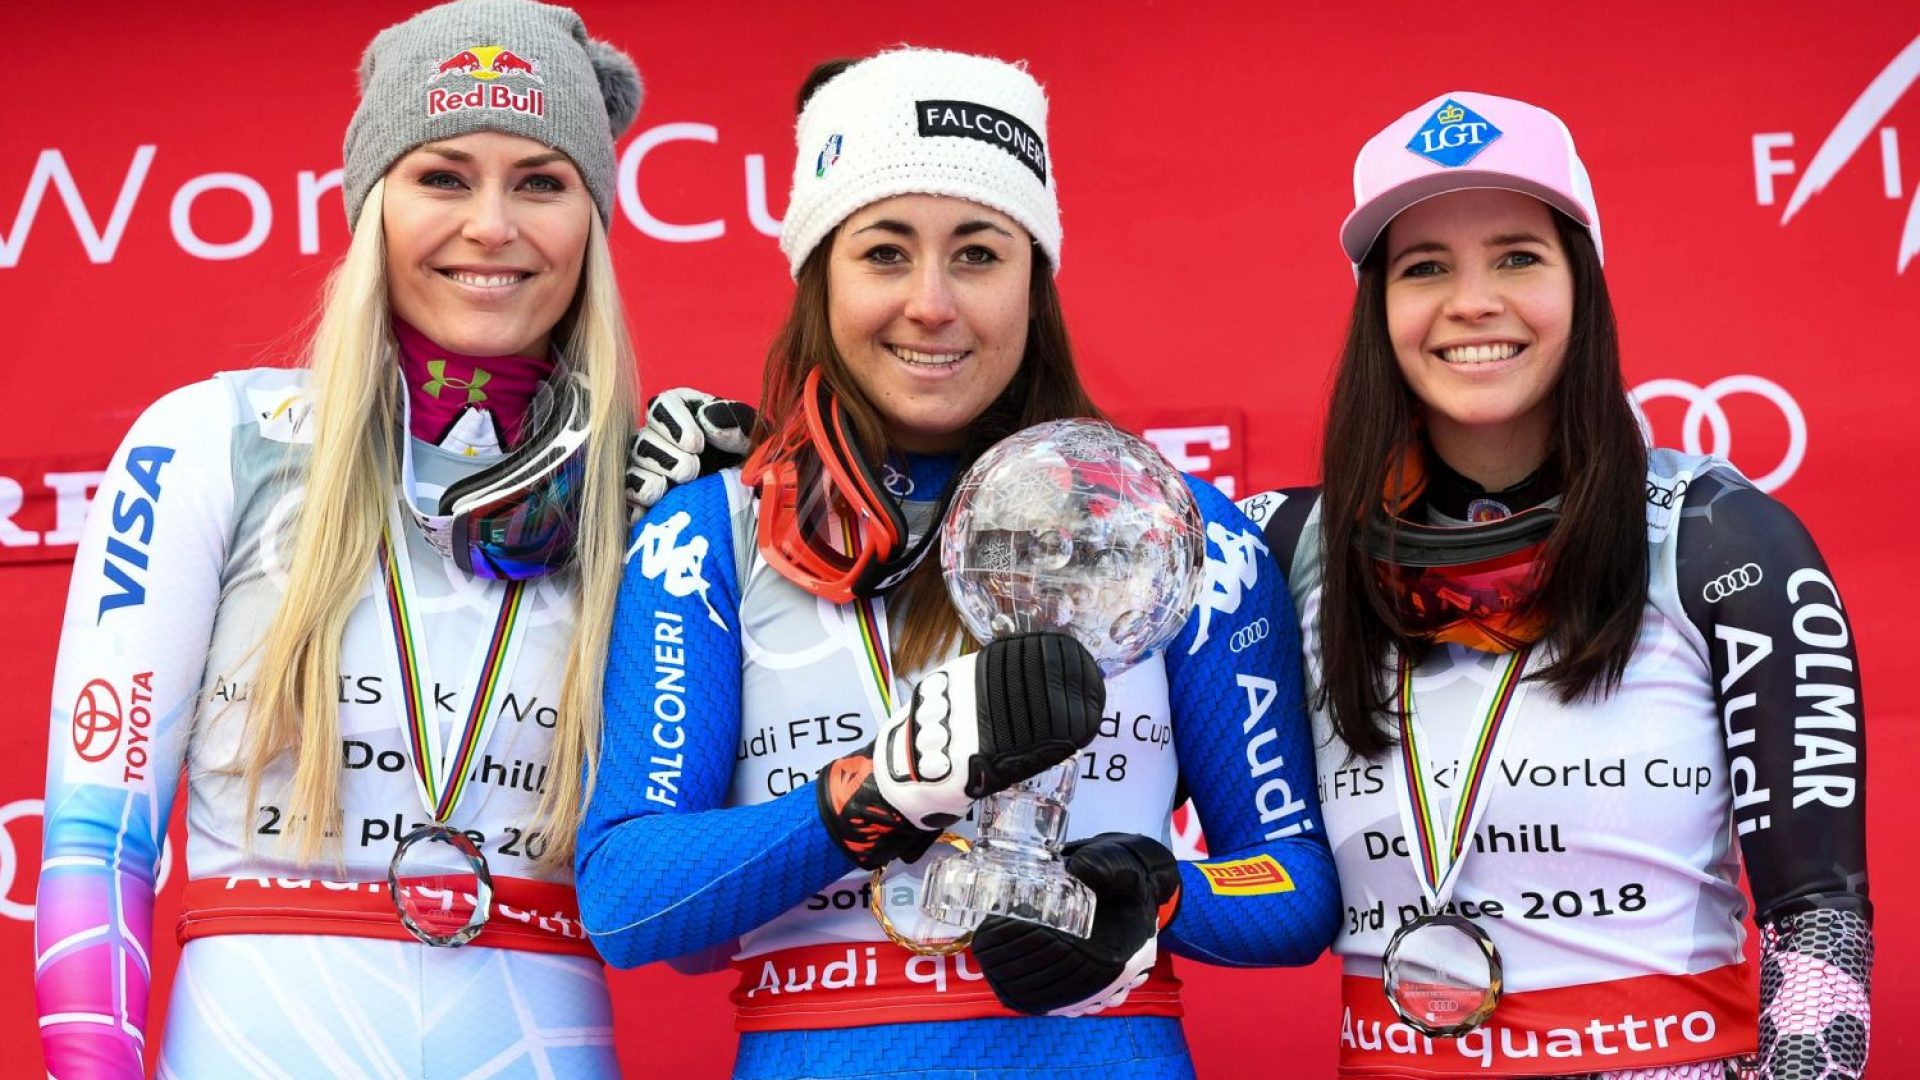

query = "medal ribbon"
[853,595,897,716]
[380,497,529,823]
[1391,644,1534,905]
[825,502,898,719]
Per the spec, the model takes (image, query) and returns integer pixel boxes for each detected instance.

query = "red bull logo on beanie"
[427,45,547,119]
[1407,98,1502,168]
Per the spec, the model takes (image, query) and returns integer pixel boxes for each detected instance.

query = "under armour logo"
[424,360,492,404]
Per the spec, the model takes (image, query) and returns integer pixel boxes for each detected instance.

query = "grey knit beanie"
[343,0,642,226]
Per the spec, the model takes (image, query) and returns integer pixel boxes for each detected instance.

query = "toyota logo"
[71,679,123,763]
[1703,562,1765,603]
[1631,375,1806,493]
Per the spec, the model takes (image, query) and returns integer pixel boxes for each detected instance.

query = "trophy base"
[920,847,1096,938]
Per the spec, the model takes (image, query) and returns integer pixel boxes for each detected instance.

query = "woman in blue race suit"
[576,47,1339,1080]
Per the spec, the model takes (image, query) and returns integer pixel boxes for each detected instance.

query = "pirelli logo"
[1197,855,1294,896]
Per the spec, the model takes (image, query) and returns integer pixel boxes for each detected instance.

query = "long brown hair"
[1316,213,1647,758]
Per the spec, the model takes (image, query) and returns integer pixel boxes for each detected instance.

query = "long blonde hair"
[240,178,636,865]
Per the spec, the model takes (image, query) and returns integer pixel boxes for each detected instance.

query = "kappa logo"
[1753,34,1920,272]
[1188,522,1268,655]
[625,510,727,628]
[1406,98,1502,168]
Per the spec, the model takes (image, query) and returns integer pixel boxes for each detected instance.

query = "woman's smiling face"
[383,130,593,358]
[1384,188,1574,468]
[826,193,1033,453]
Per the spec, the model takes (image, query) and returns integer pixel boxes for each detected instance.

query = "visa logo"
[98,445,173,623]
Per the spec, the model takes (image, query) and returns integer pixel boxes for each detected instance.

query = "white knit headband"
[778,47,1062,278]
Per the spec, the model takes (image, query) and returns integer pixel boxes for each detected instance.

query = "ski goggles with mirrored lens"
[413,371,592,580]
[1363,504,1557,653]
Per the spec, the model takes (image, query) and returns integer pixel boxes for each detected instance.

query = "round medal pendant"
[388,823,494,947]
[870,833,976,956]
[1381,913,1503,1037]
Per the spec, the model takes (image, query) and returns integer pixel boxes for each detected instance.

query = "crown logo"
[1436,103,1466,125]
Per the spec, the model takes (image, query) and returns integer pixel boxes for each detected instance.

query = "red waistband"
[730,940,1184,1032]
[178,874,600,959]
[1338,963,1757,1077]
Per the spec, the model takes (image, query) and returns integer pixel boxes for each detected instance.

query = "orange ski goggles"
[741,368,946,603]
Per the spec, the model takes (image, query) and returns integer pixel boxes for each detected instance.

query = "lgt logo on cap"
[1407,98,1502,168]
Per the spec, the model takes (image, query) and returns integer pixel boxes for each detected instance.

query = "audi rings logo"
[71,679,123,763]
[1703,562,1765,603]
[0,800,44,922]
[1230,617,1272,653]
[0,800,175,922]
[1631,375,1806,493]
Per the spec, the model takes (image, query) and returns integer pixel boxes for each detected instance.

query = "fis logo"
[1754,35,1920,272]
[816,134,844,179]
[1407,98,1503,168]
[430,46,543,83]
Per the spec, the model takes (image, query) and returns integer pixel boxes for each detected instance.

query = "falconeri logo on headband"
[1406,98,1502,168]
[917,100,1048,182]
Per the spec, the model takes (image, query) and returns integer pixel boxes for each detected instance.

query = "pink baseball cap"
[1340,91,1602,269]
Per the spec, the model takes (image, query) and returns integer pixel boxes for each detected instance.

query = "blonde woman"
[34,1,645,1075]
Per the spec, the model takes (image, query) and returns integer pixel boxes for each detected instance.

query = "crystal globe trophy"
[919,419,1205,938]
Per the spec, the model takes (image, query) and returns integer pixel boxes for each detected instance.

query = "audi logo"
[1645,479,1690,510]
[1230,617,1271,653]
[0,799,175,923]
[1238,493,1278,527]
[71,679,123,763]
[0,800,42,922]
[1631,375,1805,493]
[1703,562,1765,603]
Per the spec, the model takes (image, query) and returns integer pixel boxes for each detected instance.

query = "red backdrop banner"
[4,2,1913,1075]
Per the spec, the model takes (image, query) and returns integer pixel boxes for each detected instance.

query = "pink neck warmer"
[393,318,555,447]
